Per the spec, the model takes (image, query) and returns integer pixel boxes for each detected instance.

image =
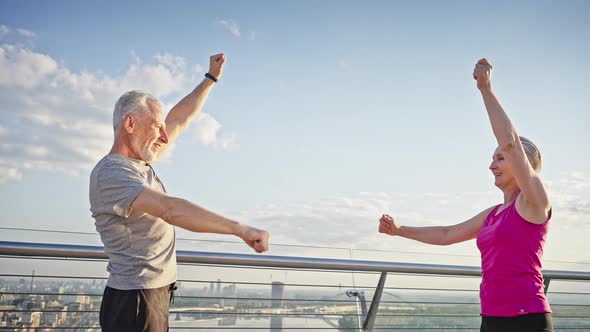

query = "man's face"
[130,102,168,163]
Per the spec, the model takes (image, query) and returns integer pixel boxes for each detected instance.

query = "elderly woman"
[379,59,552,332]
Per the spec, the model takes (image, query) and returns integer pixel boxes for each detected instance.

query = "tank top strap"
[485,204,503,226]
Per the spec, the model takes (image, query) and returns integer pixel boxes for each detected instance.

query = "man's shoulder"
[90,154,147,182]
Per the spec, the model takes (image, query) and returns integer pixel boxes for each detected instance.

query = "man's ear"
[123,114,135,134]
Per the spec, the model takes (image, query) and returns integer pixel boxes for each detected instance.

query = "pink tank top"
[476,200,551,317]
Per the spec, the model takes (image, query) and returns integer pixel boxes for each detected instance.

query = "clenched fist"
[379,214,401,236]
[208,53,226,80]
[237,224,269,253]
[473,58,493,91]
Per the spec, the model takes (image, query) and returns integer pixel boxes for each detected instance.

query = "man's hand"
[236,224,269,253]
[208,53,226,80]
[378,214,401,236]
[473,58,493,91]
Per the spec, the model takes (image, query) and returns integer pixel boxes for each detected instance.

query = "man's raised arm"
[164,53,226,147]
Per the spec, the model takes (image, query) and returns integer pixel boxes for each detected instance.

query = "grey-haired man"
[89,54,269,331]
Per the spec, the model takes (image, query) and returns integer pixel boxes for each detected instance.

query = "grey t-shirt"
[89,154,176,290]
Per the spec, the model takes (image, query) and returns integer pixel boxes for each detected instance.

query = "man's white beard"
[140,149,158,164]
[131,137,158,163]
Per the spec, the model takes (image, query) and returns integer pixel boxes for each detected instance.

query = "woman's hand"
[473,58,493,91]
[379,214,401,236]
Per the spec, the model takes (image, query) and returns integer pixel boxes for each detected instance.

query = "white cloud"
[547,171,590,224]
[0,36,235,184]
[557,171,590,190]
[233,191,497,250]
[230,185,589,262]
[154,53,186,75]
[176,179,590,263]
[0,25,36,41]
[217,19,241,38]
[16,28,35,38]
[0,45,58,89]
[192,112,235,148]
[0,25,9,39]
[193,64,205,74]
[0,165,22,184]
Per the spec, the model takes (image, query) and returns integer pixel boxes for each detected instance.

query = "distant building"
[0,288,16,304]
[76,295,90,306]
[0,307,20,328]
[271,282,285,308]
[22,311,41,328]
[220,284,237,308]
[57,285,66,302]
[43,303,67,328]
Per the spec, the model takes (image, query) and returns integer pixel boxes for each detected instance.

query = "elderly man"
[89,54,269,332]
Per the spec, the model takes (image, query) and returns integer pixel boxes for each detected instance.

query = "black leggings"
[481,313,553,332]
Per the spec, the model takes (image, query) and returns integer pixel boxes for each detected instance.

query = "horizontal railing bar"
[0,328,474,331]
[1,307,588,319]
[176,279,483,292]
[10,329,590,331]
[0,311,482,319]
[0,255,108,264]
[1,326,588,331]
[1,292,104,296]
[1,309,98,313]
[0,280,590,298]
[176,278,480,290]
[0,328,342,331]
[2,241,590,280]
[0,326,481,330]
[0,326,476,331]
[2,273,587,295]
[0,273,107,280]
[0,240,476,275]
[0,292,471,303]
[0,292,350,304]
[3,290,587,307]
[174,296,461,303]
[177,262,384,275]
[372,327,590,330]
[2,328,588,331]
[0,272,472,290]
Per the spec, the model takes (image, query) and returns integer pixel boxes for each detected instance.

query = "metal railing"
[1,241,590,331]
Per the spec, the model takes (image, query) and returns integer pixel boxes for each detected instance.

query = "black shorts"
[481,313,553,332]
[99,283,176,332]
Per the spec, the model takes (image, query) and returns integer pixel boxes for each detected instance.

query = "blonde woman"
[379,59,552,332]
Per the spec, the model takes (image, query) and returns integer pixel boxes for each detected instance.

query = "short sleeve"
[93,162,148,218]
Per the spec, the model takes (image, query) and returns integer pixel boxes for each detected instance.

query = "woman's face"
[489,146,515,189]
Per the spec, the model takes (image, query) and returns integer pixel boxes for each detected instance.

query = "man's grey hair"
[113,90,161,131]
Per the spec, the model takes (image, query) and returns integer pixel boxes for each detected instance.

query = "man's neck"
[110,138,138,159]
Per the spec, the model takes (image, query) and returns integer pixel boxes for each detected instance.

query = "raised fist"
[473,58,493,90]
[379,214,401,236]
[208,53,226,79]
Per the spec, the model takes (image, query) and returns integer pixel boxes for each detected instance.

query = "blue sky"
[1,1,589,269]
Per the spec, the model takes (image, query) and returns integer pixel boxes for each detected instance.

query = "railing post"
[346,289,367,330]
[544,278,551,294]
[363,272,387,331]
